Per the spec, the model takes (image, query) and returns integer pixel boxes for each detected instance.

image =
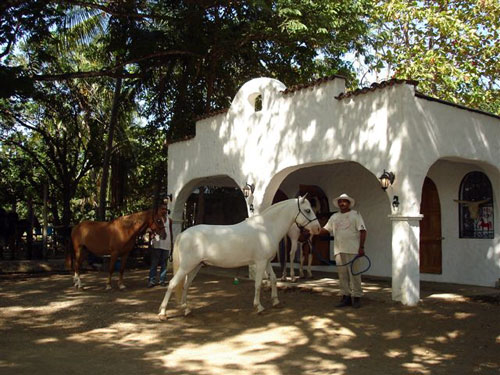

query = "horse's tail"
[173,234,183,303]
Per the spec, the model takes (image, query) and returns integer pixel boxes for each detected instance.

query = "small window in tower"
[254,94,262,112]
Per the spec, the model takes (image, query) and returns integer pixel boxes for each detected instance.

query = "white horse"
[281,223,314,282]
[158,196,321,320]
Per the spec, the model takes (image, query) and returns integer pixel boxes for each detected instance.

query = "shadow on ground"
[0,267,499,375]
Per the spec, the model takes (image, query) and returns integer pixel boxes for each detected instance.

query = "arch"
[272,189,288,204]
[170,175,245,230]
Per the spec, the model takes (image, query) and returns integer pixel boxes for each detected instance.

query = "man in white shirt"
[148,201,173,287]
[322,193,367,308]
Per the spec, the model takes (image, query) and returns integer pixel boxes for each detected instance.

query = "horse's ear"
[299,193,309,203]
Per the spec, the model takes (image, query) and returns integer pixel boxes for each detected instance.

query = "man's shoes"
[352,297,361,309]
[147,282,156,288]
[336,295,352,307]
[160,281,168,287]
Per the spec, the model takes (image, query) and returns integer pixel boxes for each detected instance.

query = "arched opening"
[458,171,494,239]
[183,186,247,230]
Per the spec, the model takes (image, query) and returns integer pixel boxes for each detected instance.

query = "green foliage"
[4,0,497,229]
[368,0,500,114]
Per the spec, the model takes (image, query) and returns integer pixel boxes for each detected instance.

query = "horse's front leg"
[73,245,84,289]
[106,252,119,290]
[266,262,280,307]
[299,242,306,279]
[253,261,267,313]
[117,252,130,290]
[289,239,298,282]
[280,238,288,281]
[307,243,313,278]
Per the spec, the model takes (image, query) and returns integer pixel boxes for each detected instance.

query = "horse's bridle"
[295,198,319,231]
[151,216,167,239]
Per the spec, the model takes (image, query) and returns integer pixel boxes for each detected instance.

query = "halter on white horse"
[158,196,321,319]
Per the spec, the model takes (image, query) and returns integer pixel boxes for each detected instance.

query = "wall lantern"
[379,170,395,191]
[392,195,400,210]
[242,183,255,198]
[242,183,255,213]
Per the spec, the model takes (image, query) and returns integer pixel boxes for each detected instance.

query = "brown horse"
[69,208,166,290]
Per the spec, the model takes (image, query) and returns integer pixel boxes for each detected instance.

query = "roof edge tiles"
[194,75,348,121]
[334,78,419,100]
[281,74,347,95]
[415,91,500,120]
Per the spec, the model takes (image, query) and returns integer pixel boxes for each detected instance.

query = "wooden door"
[419,177,442,274]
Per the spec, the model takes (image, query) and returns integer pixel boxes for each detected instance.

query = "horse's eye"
[305,209,311,214]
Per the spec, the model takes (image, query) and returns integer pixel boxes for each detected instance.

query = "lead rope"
[311,240,371,275]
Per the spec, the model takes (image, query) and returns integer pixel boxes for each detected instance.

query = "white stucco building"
[167,76,500,305]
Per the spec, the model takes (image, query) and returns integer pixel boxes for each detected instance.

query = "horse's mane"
[113,209,152,229]
[259,198,297,215]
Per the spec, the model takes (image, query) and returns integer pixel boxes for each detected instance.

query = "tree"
[0,75,107,228]
[1,0,373,228]
[367,0,500,114]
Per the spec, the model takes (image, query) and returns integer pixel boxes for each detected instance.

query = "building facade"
[167,76,500,305]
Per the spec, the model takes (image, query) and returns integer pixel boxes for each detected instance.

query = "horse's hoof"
[118,284,126,290]
[184,308,192,316]
[255,306,265,314]
[158,314,168,321]
[105,285,112,291]
[291,277,298,283]
[272,299,281,308]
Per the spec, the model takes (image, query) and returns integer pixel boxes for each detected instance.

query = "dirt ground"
[0,267,499,375]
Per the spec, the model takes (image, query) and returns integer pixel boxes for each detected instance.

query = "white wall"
[168,76,500,287]
[426,160,500,286]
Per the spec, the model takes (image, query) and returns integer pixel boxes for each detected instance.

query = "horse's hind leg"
[266,262,280,307]
[180,264,203,316]
[158,269,188,320]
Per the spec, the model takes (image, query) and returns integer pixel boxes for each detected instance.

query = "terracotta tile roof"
[281,74,346,95]
[169,76,499,145]
[334,79,418,100]
[192,75,347,122]
[415,91,500,120]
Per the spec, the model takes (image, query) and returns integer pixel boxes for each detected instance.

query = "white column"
[389,214,423,306]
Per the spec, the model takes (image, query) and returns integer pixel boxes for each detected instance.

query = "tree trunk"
[98,76,122,221]
[42,184,48,258]
[26,199,34,259]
